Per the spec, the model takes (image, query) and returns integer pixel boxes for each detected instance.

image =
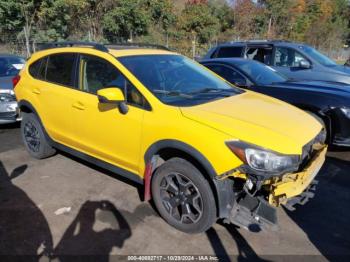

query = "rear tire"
[152,157,216,234]
[21,113,56,159]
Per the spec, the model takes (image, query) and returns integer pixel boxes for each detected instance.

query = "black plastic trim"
[213,178,235,218]
[144,139,217,178]
[53,142,143,184]
[36,42,109,52]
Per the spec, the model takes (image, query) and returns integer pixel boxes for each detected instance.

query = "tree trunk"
[23,26,31,58]
[267,17,272,39]
[192,34,196,59]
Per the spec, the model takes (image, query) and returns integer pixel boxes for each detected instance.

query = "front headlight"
[226,141,300,174]
[340,107,350,118]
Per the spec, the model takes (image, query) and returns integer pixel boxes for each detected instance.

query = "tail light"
[12,75,21,88]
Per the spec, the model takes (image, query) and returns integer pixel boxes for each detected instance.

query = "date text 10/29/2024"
[127,256,219,261]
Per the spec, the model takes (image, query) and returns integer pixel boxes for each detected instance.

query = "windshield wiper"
[190,87,237,95]
[153,89,193,99]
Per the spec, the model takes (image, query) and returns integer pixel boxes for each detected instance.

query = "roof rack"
[35,41,170,53]
[106,43,170,51]
[35,41,109,52]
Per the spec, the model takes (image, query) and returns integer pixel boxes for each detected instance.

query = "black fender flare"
[144,139,234,218]
[18,100,40,118]
[18,100,53,143]
[144,139,217,178]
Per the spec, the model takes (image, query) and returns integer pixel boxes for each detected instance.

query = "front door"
[71,54,148,175]
[273,47,312,80]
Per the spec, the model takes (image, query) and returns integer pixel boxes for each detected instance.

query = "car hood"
[0,76,14,90]
[180,91,322,155]
[273,80,350,97]
[327,64,350,75]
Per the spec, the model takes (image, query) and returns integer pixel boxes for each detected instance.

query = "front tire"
[21,113,56,159]
[152,158,216,234]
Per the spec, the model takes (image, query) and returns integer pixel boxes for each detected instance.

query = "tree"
[146,0,177,46]
[180,1,219,57]
[0,0,41,56]
[102,0,150,42]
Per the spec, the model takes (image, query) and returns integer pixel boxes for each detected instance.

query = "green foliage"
[180,2,219,43]
[102,0,150,42]
[0,0,349,56]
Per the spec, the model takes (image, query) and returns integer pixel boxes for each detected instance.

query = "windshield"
[0,56,25,77]
[118,55,242,106]
[300,46,337,66]
[236,60,287,85]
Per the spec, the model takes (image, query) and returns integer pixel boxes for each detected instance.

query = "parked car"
[201,58,350,147]
[0,54,25,124]
[345,58,350,67]
[203,40,350,85]
[15,42,326,233]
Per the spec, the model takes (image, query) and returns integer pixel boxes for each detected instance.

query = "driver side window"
[274,47,308,67]
[79,54,149,109]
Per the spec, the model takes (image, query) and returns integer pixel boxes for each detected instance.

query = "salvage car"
[204,40,350,85]
[14,42,326,233]
[201,58,350,147]
[0,54,25,124]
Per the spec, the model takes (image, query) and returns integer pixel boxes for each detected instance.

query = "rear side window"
[29,59,42,77]
[46,54,76,87]
[214,47,243,58]
[29,57,47,79]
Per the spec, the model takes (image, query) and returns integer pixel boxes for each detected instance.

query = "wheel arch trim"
[144,139,217,179]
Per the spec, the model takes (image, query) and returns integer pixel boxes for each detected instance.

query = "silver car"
[0,54,25,124]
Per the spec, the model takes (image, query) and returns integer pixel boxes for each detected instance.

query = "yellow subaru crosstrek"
[14,42,327,233]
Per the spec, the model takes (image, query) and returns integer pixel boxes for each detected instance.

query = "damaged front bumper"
[215,145,327,231]
[268,145,327,208]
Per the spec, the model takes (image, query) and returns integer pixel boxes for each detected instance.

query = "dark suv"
[203,40,350,85]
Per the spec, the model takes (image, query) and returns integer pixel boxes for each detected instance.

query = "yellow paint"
[269,146,327,206]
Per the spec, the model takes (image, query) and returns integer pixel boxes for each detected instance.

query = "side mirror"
[97,87,125,103]
[299,60,311,69]
[97,87,128,114]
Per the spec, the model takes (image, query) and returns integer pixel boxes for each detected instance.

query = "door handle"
[72,102,85,110]
[32,88,41,94]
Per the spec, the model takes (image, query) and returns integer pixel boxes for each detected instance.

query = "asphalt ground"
[0,123,350,261]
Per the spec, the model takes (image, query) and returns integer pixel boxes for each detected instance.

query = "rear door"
[245,45,273,65]
[28,53,79,145]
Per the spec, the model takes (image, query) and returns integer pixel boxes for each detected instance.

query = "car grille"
[0,111,17,119]
[0,93,16,102]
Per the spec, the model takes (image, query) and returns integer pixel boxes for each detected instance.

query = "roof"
[0,54,24,58]
[217,40,307,47]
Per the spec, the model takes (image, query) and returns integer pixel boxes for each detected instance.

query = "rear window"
[215,47,243,58]
[46,54,76,87]
[29,57,48,80]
